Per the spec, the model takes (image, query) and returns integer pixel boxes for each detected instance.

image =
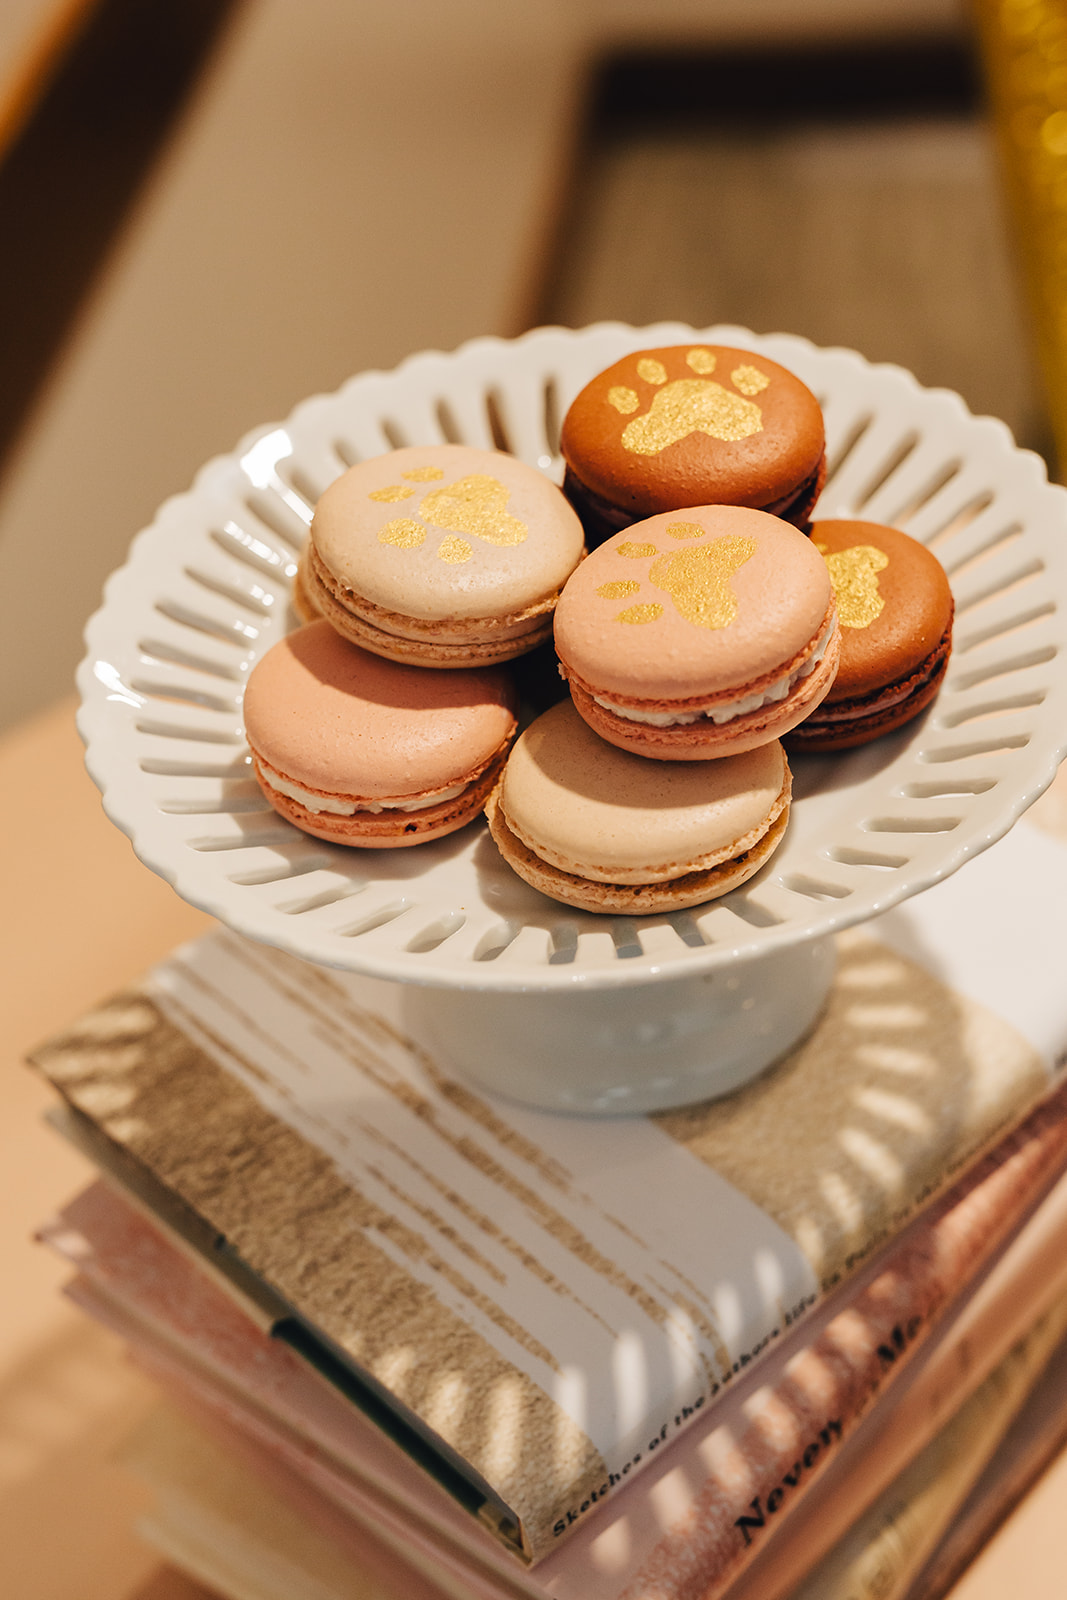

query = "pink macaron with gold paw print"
[554,504,839,760]
[297,444,584,667]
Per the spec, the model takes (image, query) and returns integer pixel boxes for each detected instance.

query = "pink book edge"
[725,1140,1067,1599]
[900,1332,1067,1600]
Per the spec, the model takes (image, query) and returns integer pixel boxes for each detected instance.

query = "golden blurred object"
[972,0,1067,474]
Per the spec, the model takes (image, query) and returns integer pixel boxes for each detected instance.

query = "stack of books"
[27,804,1067,1600]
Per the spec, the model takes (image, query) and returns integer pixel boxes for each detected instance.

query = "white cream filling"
[259,764,468,816]
[593,617,836,728]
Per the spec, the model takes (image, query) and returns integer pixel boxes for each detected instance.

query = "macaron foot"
[568,634,840,761]
[485,787,790,914]
[302,541,555,667]
[254,749,508,847]
[293,549,320,623]
[786,644,951,752]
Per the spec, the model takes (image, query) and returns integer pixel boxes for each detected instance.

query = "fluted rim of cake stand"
[77,321,1067,990]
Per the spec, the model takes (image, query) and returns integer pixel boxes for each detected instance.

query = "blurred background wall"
[0,0,1043,729]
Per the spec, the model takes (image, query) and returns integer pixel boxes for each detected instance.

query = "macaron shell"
[560,345,824,518]
[555,506,834,702]
[495,701,789,878]
[813,521,953,700]
[569,630,839,760]
[311,445,584,622]
[298,543,554,667]
[243,621,517,800]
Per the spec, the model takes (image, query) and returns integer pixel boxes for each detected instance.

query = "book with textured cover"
[41,1085,1067,1600]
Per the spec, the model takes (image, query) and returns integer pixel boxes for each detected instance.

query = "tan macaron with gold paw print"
[560,344,826,547]
[554,505,839,760]
[297,444,585,667]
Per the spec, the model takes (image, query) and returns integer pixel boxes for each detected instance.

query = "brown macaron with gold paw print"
[297,444,584,667]
[560,344,826,547]
[786,519,954,752]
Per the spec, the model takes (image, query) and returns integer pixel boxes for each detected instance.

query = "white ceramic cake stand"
[78,323,1067,1113]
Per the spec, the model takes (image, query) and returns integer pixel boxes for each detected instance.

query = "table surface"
[0,697,214,1599]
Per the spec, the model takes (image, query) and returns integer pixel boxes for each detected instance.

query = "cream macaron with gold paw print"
[554,504,839,760]
[560,344,826,547]
[485,699,792,914]
[297,444,585,667]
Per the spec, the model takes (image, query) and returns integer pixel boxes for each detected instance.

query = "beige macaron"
[297,444,585,667]
[486,699,791,913]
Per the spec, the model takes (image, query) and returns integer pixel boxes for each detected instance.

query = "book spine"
[724,1147,1067,1600]
[126,1345,531,1600]
[785,1294,1067,1600]
[900,1334,1067,1600]
[619,1084,1067,1600]
[61,1259,540,1600]
[121,1402,474,1600]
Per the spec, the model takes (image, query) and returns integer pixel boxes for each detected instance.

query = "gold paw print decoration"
[607,349,770,454]
[372,467,528,564]
[597,524,757,628]
[816,543,888,629]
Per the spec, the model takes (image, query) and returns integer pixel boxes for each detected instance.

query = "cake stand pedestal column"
[406,934,836,1115]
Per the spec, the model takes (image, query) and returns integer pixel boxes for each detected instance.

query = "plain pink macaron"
[554,504,839,760]
[243,621,517,847]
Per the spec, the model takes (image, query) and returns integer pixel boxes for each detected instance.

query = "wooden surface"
[544,103,1047,462]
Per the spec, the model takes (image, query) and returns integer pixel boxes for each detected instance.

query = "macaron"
[297,444,585,667]
[485,700,792,914]
[787,519,954,751]
[243,620,517,847]
[553,505,839,760]
[560,343,826,546]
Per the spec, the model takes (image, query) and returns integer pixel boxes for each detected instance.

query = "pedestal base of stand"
[407,936,837,1115]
